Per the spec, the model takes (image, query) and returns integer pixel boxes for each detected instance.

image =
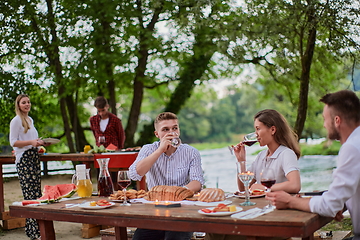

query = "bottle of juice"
[84,145,91,154]
[72,165,93,198]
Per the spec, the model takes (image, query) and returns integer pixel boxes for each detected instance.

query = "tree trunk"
[294,8,317,139]
[44,0,76,152]
[137,33,216,146]
[124,1,164,147]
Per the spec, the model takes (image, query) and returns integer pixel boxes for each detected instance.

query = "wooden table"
[0,153,93,229]
[9,197,332,240]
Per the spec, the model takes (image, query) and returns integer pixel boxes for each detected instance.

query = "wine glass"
[228,132,258,155]
[98,136,105,145]
[170,132,181,148]
[117,171,131,206]
[260,168,276,209]
[236,162,256,206]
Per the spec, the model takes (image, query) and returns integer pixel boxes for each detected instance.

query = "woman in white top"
[9,94,46,240]
[235,109,301,193]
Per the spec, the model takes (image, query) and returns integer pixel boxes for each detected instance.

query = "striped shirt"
[129,142,205,189]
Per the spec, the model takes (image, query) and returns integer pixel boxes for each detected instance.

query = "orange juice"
[76,179,93,197]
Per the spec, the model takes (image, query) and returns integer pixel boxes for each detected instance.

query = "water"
[200,146,336,193]
[3,146,337,193]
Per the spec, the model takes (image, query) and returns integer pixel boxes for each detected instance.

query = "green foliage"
[301,141,341,156]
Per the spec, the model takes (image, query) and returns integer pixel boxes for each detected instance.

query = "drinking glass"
[98,136,106,145]
[260,168,276,209]
[117,171,131,206]
[228,132,258,155]
[170,132,181,148]
[236,162,256,206]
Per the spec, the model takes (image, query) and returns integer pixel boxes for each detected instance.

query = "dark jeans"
[132,228,193,240]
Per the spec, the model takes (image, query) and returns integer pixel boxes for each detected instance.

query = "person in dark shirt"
[90,96,125,150]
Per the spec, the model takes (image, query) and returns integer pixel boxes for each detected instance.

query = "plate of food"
[194,200,232,207]
[78,200,115,210]
[42,138,60,144]
[234,189,266,198]
[198,204,243,216]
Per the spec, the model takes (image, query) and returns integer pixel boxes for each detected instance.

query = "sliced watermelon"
[22,200,41,206]
[37,183,77,203]
[57,183,77,198]
[106,143,118,152]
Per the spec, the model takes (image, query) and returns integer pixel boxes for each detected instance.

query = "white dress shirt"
[310,126,360,239]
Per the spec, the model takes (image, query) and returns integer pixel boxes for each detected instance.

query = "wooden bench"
[290,231,352,240]
[100,228,206,240]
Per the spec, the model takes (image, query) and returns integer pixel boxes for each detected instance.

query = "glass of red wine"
[260,168,276,209]
[98,136,105,145]
[228,132,258,155]
[117,170,131,206]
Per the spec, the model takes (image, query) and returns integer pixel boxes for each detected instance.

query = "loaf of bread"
[144,185,194,201]
[198,188,225,202]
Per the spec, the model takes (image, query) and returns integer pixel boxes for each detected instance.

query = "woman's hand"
[234,143,246,162]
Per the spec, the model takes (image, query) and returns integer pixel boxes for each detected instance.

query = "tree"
[227,0,360,138]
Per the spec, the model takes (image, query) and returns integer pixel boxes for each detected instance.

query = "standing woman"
[235,109,301,193]
[9,94,45,240]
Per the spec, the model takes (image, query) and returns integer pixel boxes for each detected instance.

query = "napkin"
[231,206,275,219]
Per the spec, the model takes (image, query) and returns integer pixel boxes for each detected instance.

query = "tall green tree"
[227,0,360,138]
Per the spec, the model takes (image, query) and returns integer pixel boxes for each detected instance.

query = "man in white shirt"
[267,90,360,240]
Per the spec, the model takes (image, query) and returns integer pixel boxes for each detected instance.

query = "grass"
[321,218,353,231]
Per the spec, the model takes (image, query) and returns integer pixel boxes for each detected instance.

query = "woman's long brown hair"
[254,109,301,159]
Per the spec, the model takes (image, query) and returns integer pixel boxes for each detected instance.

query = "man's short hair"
[94,96,108,109]
[154,112,178,127]
[320,90,360,124]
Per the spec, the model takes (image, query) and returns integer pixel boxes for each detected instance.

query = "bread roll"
[198,188,225,202]
[145,185,194,201]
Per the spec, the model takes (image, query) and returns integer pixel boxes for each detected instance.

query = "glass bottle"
[84,145,91,154]
[72,165,93,198]
[97,158,114,197]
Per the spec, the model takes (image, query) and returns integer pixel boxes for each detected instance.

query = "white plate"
[42,138,61,144]
[194,200,232,207]
[198,206,243,216]
[78,202,115,209]
[236,193,266,199]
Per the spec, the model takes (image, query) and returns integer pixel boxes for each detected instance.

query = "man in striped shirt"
[129,112,205,240]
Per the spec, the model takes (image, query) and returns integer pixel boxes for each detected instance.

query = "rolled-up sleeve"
[188,149,205,185]
[129,144,153,181]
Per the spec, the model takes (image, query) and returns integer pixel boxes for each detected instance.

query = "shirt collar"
[268,145,287,159]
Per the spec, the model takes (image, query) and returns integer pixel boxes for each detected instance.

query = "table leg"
[0,163,4,215]
[114,226,127,240]
[302,236,314,240]
[38,219,56,240]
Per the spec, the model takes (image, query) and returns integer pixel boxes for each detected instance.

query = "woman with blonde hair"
[9,94,46,240]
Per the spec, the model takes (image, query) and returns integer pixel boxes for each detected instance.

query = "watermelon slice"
[37,183,77,203]
[57,183,77,198]
[106,143,118,152]
[22,200,41,206]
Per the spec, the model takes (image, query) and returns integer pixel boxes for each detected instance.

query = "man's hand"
[267,191,311,212]
[159,133,175,152]
[334,210,344,222]
[266,191,292,209]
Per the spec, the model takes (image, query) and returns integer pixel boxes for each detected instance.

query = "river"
[3,146,336,193]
